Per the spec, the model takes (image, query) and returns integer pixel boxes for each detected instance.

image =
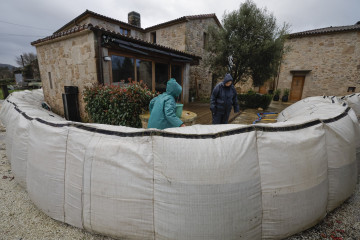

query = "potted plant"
[273,89,281,101]
[282,88,290,102]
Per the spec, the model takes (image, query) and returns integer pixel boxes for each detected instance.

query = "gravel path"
[0,118,359,239]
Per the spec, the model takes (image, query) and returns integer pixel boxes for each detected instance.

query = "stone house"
[277,22,360,101]
[31,10,221,120]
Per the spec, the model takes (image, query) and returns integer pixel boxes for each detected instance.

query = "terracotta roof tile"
[31,24,91,45]
[54,9,143,34]
[289,22,360,38]
[31,23,201,60]
[145,13,221,31]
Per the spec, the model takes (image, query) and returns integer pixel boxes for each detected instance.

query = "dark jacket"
[148,78,183,129]
[210,74,239,114]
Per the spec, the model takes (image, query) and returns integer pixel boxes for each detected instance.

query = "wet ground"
[184,100,293,125]
[232,100,293,125]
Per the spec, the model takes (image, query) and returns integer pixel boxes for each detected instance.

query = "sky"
[1,0,359,67]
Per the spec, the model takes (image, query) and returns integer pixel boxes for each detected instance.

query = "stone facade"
[185,18,219,99]
[278,31,360,98]
[35,31,98,120]
[146,23,187,52]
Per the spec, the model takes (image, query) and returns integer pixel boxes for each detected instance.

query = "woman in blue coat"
[148,78,186,129]
[210,74,240,124]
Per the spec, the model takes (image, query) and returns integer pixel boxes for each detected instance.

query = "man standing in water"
[148,78,186,129]
[210,74,240,124]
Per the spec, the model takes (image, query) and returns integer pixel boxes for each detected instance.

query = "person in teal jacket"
[148,78,186,129]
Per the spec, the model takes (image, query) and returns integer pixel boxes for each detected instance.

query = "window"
[203,32,208,49]
[151,32,156,43]
[48,72,53,89]
[171,65,182,85]
[171,65,182,100]
[155,63,168,93]
[137,59,152,89]
[111,55,134,83]
[120,27,130,36]
[348,87,356,92]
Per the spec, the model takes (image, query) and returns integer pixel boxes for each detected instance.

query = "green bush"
[83,82,158,128]
[238,90,273,109]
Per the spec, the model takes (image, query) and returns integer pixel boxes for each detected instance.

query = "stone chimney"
[128,11,141,27]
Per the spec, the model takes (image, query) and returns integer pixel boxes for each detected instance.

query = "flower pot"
[273,95,279,101]
[282,95,288,102]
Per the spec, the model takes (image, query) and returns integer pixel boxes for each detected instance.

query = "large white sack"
[277,96,335,122]
[257,121,328,239]
[324,113,358,211]
[26,119,68,222]
[64,127,94,229]
[153,125,262,240]
[343,93,360,118]
[0,99,14,126]
[10,113,31,188]
[4,106,21,164]
[82,129,154,239]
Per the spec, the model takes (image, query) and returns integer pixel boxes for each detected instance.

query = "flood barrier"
[1,89,359,240]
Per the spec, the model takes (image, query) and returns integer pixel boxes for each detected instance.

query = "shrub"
[83,82,158,128]
[238,90,273,109]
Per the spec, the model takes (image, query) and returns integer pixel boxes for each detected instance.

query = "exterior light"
[103,56,111,61]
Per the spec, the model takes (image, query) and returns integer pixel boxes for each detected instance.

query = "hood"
[223,74,233,84]
[166,78,182,98]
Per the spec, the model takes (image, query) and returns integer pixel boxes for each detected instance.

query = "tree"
[205,0,290,87]
[15,52,37,67]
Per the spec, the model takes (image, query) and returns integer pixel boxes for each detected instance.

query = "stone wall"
[278,31,360,98]
[35,31,98,121]
[185,18,220,99]
[145,23,187,51]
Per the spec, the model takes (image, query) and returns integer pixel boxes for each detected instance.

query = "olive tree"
[205,0,290,87]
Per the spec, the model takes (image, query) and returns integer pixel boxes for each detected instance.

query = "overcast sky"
[1,0,359,66]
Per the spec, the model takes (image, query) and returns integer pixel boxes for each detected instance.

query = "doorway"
[290,76,305,102]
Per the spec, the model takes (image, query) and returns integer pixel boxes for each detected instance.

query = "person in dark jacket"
[148,78,186,130]
[210,74,240,124]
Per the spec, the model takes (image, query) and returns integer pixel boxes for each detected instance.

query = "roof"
[54,9,143,34]
[31,23,201,64]
[145,14,222,31]
[54,10,222,34]
[289,22,360,38]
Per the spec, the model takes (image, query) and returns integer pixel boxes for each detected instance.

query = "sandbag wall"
[1,90,359,240]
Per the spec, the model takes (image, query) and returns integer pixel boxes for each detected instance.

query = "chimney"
[128,11,141,27]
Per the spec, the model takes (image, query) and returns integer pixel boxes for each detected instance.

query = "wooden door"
[290,76,305,102]
[259,85,267,94]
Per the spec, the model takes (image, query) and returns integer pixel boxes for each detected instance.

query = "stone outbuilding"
[31,10,221,120]
[277,22,360,101]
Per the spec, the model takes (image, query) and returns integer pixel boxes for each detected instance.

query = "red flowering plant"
[83,81,158,128]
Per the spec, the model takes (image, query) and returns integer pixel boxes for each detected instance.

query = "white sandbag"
[343,93,360,118]
[277,96,335,122]
[10,113,31,187]
[257,121,328,239]
[64,127,94,229]
[4,106,21,164]
[153,125,262,240]
[82,129,154,239]
[26,119,68,222]
[324,114,357,211]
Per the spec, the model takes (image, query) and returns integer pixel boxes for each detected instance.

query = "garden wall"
[1,89,360,240]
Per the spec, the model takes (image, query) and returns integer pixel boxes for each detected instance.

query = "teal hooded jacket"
[148,78,183,129]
